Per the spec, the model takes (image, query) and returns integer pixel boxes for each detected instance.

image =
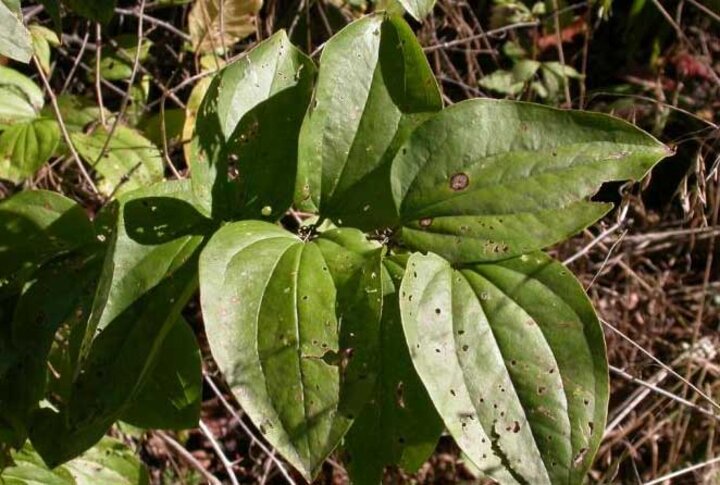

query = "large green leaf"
[0,118,60,183]
[2,437,149,484]
[0,67,44,126]
[0,253,101,451]
[313,229,385,414]
[30,181,207,466]
[344,255,443,484]
[61,0,116,24]
[399,252,608,484]
[295,14,441,229]
[120,316,202,430]
[397,0,436,20]
[71,125,165,197]
[191,30,315,219]
[200,221,383,481]
[391,100,671,263]
[0,190,95,293]
[0,0,32,63]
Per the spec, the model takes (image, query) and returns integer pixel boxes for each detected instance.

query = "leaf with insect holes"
[391,99,672,263]
[71,125,164,197]
[400,251,608,484]
[344,254,443,484]
[296,14,441,229]
[191,30,315,219]
[200,221,383,481]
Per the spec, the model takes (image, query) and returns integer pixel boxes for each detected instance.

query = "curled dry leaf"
[188,0,263,54]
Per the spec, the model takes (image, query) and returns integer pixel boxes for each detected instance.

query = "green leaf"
[30,181,206,466]
[391,99,671,263]
[314,229,385,414]
[2,437,149,484]
[46,94,105,133]
[61,0,116,24]
[397,0,436,20]
[0,66,44,126]
[0,0,32,63]
[29,25,60,75]
[0,118,60,183]
[138,109,185,149]
[0,252,102,450]
[399,252,608,484]
[344,255,443,484]
[191,30,315,219]
[71,125,165,197]
[479,60,541,96]
[0,190,95,293]
[296,14,441,228]
[99,35,153,81]
[200,221,367,481]
[120,316,202,430]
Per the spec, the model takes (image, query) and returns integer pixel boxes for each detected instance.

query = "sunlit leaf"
[391,99,671,263]
[296,14,441,228]
[0,118,60,183]
[71,125,165,197]
[0,0,32,63]
[400,252,608,484]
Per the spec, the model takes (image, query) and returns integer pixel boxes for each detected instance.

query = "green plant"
[0,7,671,485]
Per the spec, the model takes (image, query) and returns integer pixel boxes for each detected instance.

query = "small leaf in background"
[181,76,211,169]
[0,66,45,126]
[479,59,540,96]
[397,0,436,21]
[2,437,149,484]
[391,99,671,263]
[0,0,32,63]
[29,25,60,75]
[48,94,106,133]
[71,125,164,197]
[61,0,116,24]
[99,35,153,81]
[0,119,60,184]
[188,0,262,54]
[138,108,185,149]
[400,251,608,484]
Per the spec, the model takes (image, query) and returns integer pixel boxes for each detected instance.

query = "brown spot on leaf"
[450,172,470,191]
